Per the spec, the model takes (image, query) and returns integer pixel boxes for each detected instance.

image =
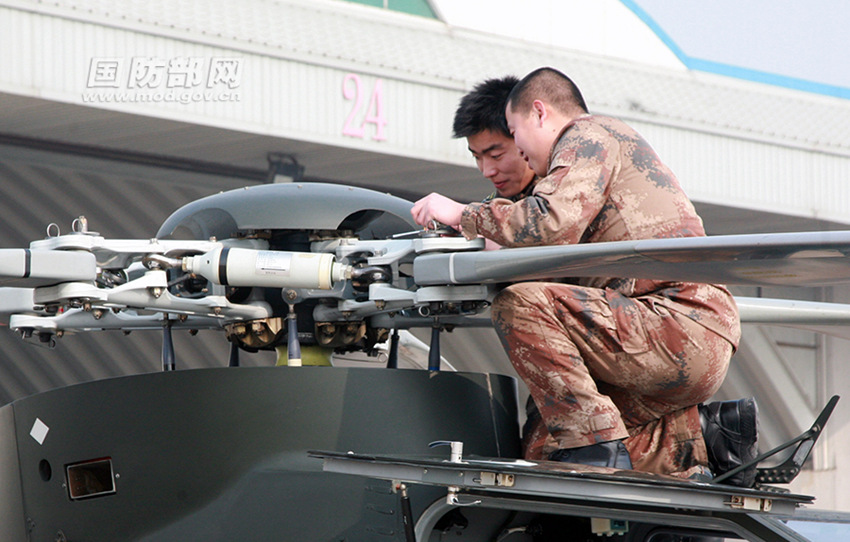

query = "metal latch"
[728,495,773,512]
[478,471,515,487]
[590,518,628,536]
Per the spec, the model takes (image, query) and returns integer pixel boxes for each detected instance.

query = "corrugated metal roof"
[9,0,850,155]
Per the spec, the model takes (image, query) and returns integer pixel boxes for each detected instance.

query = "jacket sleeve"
[460,120,619,247]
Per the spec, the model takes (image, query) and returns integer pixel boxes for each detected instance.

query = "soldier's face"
[467,130,535,198]
[506,104,550,178]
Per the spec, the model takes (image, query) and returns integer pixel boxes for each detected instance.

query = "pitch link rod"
[143,254,183,270]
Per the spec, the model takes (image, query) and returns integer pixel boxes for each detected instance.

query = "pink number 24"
[342,73,387,141]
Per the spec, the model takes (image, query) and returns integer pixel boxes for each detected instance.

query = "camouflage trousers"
[491,282,733,478]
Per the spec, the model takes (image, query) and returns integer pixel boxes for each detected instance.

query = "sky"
[630,0,850,97]
[431,0,850,100]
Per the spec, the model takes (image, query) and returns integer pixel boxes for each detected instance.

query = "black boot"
[699,398,759,487]
[548,440,632,469]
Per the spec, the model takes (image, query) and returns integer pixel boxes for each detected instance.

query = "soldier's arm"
[460,122,617,247]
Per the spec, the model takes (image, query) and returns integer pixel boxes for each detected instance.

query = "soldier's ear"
[531,100,547,126]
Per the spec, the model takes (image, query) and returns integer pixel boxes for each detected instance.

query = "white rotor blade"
[737,296,850,340]
[414,231,850,287]
[0,288,35,321]
[0,249,97,287]
[737,296,850,325]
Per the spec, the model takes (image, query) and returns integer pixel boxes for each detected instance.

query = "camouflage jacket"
[460,115,740,346]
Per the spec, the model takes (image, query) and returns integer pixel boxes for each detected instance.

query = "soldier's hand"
[411,193,465,230]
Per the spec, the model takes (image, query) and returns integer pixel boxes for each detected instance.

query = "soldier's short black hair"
[507,67,588,116]
[452,76,520,139]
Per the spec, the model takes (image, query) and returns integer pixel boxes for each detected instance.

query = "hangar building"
[2,0,850,509]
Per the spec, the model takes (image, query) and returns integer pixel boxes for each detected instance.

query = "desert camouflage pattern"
[461,115,741,477]
[495,282,733,478]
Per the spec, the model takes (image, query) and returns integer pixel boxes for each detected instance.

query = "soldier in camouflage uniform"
[413,67,742,479]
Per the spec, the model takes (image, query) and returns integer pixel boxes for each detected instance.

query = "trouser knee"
[491,283,535,336]
[492,283,538,316]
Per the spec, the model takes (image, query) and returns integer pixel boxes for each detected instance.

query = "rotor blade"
[0,288,35,322]
[413,231,850,287]
[737,296,850,325]
[0,249,97,287]
[737,296,850,340]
